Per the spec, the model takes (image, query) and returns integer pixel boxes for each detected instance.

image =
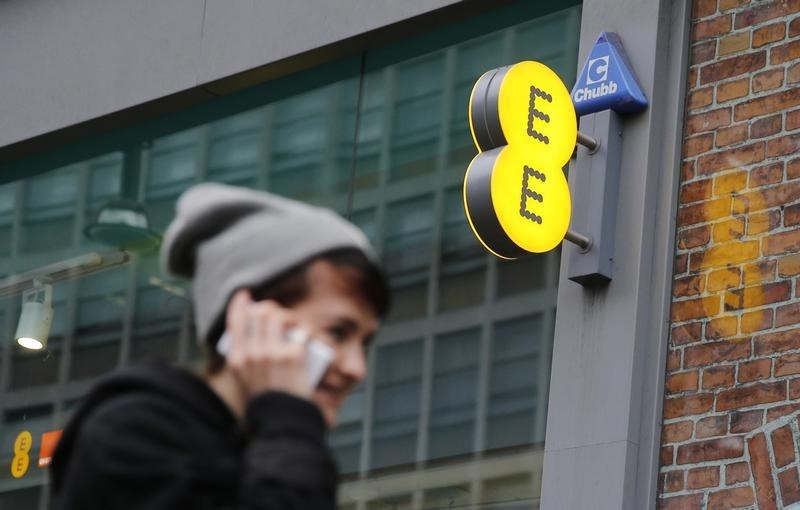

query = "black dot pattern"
[520,165,546,224]
[527,85,553,145]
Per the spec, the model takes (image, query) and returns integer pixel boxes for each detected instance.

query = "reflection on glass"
[371,340,423,469]
[390,54,443,182]
[0,405,53,491]
[496,252,553,298]
[428,328,479,460]
[367,493,412,510]
[487,316,543,450]
[423,484,471,509]
[0,183,16,258]
[439,187,486,311]
[22,166,79,253]
[383,196,433,321]
[207,109,263,188]
[481,473,536,510]
[330,384,365,474]
[351,73,384,191]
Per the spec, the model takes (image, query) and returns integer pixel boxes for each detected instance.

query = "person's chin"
[313,389,343,428]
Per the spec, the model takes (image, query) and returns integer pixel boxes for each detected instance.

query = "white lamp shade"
[15,286,53,350]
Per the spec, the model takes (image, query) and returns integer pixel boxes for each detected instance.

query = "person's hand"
[224,290,313,401]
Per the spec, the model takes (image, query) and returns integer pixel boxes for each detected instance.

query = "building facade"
[4,0,797,509]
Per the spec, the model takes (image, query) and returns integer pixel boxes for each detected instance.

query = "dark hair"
[205,248,389,373]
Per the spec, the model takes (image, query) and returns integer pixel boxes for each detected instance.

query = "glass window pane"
[439,187,486,311]
[428,328,480,460]
[370,340,423,470]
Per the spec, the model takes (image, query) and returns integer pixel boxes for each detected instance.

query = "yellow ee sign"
[464,61,577,257]
[10,430,32,479]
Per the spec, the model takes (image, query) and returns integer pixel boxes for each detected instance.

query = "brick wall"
[659,0,800,508]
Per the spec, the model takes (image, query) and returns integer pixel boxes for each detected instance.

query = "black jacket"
[51,362,337,509]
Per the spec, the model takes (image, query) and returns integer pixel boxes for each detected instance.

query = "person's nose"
[336,341,367,383]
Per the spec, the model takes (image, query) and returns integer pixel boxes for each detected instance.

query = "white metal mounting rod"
[565,230,593,252]
[576,131,600,154]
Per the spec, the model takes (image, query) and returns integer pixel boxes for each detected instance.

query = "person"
[50,183,389,510]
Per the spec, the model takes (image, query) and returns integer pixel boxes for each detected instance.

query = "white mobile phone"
[216,328,334,388]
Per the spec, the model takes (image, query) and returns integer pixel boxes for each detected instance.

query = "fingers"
[223,291,312,400]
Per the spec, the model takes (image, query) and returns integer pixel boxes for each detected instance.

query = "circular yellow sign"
[10,454,29,479]
[491,146,571,253]
[13,431,32,453]
[497,61,577,167]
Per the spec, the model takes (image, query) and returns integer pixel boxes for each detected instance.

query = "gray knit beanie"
[160,183,378,348]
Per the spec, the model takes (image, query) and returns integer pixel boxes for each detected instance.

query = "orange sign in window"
[38,429,63,468]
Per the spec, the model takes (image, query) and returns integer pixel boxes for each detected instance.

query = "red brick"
[708,486,754,510]
[749,162,784,188]
[778,468,800,506]
[674,274,705,297]
[734,182,800,215]
[790,157,800,178]
[735,89,800,122]
[739,358,772,383]
[681,179,714,204]
[779,254,800,277]
[792,378,800,399]
[694,14,732,41]
[724,281,792,310]
[748,209,781,235]
[685,339,750,368]
[734,0,800,29]
[685,133,714,157]
[725,461,750,484]
[789,112,800,132]
[696,415,728,438]
[791,16,800,37]
[716,381,787,411]
[771,425,796,468]
[691,41,716,66]
[719,0,747,10]
[690,240,759,271]
[749,432,779,510]
[677,436,744,464]
[663,420,694,443]
[767,403,800,421]
[767,133,800,157]
[755,328,800,355]
[679,198,732,226]
[753,69,785,94]
[708,267,741,291]
[742,259,777,285]
[751,113,783,138]
[661,445,674,466]
[672,296,721,322]
[719,32,751,56]
[716,123,749,146]
[741,309,774,334]
[666,370,700,393]
[687,67,699,89]
[693,0,717,18]
[664,393,714,419]
[687,466,720,489]
[714,170,748,195]
[712,218,744,242]
[678,225,711,249]
[672,322,703,346]
[787,203,800,226]
[706,315,738,340]
[687,108,732,135]
[698,143,766,176]
[765,228,800,255]
[668,349,682,371]
[700,51,766,84]
[663,469,684,492]
[682,160,696,182]
[717,78,751,103]
[776,352,800,376]
[754,21,787,48]
[703,365,736,389]
[659,494,702,510]
[789,61,800,84]
[675,253,689,275]
[771,39,800,65]
[777,302,800,328]
[730,409,763,433]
